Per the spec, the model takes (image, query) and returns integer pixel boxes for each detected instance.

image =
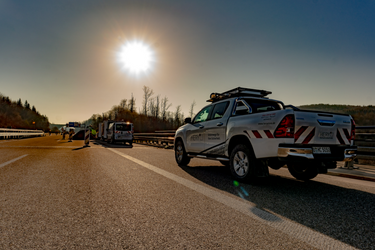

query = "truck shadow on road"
[93,141,133,148]
[179,164,375,250]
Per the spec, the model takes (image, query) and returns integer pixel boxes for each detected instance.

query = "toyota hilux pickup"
[174,87,357,181]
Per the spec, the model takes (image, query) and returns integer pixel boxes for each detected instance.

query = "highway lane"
[0,136,374,249]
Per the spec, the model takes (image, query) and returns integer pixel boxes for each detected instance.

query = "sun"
[118,40,154,76]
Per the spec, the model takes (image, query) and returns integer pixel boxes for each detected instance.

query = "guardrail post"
[344,161,354,169]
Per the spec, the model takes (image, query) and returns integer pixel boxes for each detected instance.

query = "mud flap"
[256,160,269,177]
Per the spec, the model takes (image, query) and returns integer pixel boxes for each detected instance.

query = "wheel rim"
[233,151,249,177]
[176,144,184,162]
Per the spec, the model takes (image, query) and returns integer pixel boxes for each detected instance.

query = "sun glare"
[118,40,154,76]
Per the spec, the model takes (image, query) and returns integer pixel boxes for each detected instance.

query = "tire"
[229,144,256,181]
[111,136,115,144]
[129,141,133,146]
[287,162,318,181]
[175,140,190,166]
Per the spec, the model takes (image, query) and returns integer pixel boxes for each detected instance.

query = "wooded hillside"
[0,93,50,131]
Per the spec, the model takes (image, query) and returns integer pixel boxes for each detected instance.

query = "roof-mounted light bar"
[207,87,272,102]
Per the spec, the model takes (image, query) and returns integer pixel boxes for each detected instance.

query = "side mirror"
[184,117,192,124]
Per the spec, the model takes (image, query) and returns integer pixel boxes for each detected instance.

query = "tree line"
[87,89,375,133]
[86,86,197,133]
[0,93,50,131]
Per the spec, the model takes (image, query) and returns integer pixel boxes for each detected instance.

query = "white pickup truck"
[174,87,357,181]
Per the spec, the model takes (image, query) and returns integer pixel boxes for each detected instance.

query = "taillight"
[350,119,355,141]
[274,114,295,138]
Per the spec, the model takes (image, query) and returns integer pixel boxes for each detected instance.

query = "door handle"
[216,122,223,126]
[199,126,204,129]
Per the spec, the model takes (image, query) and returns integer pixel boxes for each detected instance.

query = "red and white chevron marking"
[294,126,351,145]
[245,126,352,145]
[336,127,351,145]
[245,130,274,139]
[294,126,315,144]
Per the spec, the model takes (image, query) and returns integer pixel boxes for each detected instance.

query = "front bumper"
[278,144,357,162]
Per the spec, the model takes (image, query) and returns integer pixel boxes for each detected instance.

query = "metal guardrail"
[355,126,375,160]
[133,132,175,148]
[0,128,45,139]
[134,127,375,161]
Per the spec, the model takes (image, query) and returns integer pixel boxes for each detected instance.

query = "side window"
[211,101,229,120]
[193,106,212,123]
[234,101,251,116]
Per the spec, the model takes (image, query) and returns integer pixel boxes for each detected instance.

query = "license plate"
[313,147,331,154]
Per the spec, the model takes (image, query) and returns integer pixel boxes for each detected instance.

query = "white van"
[107,122,133,146]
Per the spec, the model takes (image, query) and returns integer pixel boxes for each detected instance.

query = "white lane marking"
[0,155,28,169]
[107,148,357,250]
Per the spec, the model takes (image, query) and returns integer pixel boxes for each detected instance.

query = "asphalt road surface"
[1,135,374,249]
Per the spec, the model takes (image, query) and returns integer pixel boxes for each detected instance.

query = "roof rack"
[207,87,272,102]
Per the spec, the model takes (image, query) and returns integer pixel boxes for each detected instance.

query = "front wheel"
[287,162,318,181]
[175,140,190,166]
[229,144,255,181]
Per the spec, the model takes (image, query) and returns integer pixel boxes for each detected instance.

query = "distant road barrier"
[355,126,375,161]
[133,131,175,148]
[0,128,45,140]
[134,127,375,161]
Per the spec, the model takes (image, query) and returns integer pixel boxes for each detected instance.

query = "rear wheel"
[229,144,256,181]
[287,162,318,180]
[175,140,190,166]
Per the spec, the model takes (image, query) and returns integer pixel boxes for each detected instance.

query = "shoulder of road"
[327,162,375,182]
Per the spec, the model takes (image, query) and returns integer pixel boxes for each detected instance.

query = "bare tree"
[129,93,136,113]
[161,96,172,121]
[174,105,181,127]
[155,95,160,118]
[142,86,154,116]
[119,99,128,110]
[189,100,196,118]
[148,98,155,117]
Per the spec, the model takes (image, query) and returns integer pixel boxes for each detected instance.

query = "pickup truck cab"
[174,87,357,181]
[107,122,134,146]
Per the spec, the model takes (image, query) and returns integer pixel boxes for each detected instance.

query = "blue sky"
[1,0,374,124]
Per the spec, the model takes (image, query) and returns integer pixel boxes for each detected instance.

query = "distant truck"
[100,120,114,141]
[98,123,103,139]
[174,87,357,181]
[100,120,134,146]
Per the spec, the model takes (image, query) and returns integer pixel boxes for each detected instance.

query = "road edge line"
[0,154,28,169]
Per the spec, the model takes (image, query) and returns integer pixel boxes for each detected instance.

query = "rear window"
[244,99,282,113]
[116,124,132,131]
[211,101,229,119]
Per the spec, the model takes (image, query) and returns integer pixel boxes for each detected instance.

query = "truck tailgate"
[294,111,353,145]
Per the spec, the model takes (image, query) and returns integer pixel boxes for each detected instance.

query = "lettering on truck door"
[186,105,212,153]
[201,101,230,155]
